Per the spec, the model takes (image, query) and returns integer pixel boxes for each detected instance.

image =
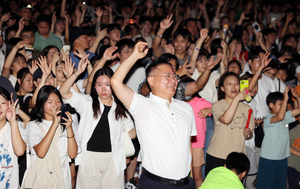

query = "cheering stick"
[246,109,253,129]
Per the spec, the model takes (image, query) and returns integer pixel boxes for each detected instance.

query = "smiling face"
[196,55,208,73]
[148,64,178,99]
[173,35,190,55]
[94,75,113,102]
[221,75,240,100]
[11,56,27,76]
[0,95,9,122]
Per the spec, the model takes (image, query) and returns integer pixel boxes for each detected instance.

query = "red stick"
[246,109,253,129]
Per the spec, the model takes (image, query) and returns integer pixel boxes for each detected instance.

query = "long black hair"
[0,87,11,101]
[31,86,65,130]
[91,67,129,120]
[15,68,32,92]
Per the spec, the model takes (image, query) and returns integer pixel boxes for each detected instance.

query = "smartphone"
[62,45,70,55]
[127,18,137,24]
[61,104,70,124]
[240,80,249,91]
[252,21,261,32]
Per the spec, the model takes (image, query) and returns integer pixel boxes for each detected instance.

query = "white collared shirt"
[129,92,197,180]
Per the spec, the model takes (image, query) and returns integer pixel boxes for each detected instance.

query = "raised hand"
[290,87,300,99]
[229,40,237,52]
[176,59,192,77]
[6,94,18,123]
[220,40,228,50]
[283,86,290,100]
[37,56,52,76]
[76,54,90,75]
[198,3,206,11]
[14,41,25,50]
[217,0,225,7]
[61,111,73,129]
[286,13,294,22]
[239,12,250,21]
[163,42,175,55]
[145,0,153,9]
[103,46,119,60]
[52,105,61,128]
[82,4,88,12]
[29,60,39,75]
[133,42,149,59]
[52,12,57,25]
[1,13,11,22]
[206,54,223,70]
[74,47,87,59]
[260,52,271,69]
[160,14,174,30]
[63,57,75,78]
[200,28,209,41]
[18,18,25,31]
[75,7,82,18]
[94,7,103,18]
[98,28,107,40]
[103,5,112,13]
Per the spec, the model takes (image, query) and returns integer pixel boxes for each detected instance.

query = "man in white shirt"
[111,42,196,189]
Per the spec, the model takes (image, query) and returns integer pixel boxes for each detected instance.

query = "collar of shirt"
[149,92,174,105]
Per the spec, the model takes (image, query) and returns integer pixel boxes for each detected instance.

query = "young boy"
[256,87,300,189]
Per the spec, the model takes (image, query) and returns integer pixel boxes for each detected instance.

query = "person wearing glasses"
[111,42,197,189]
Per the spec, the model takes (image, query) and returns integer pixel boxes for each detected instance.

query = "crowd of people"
[0,0,300,188]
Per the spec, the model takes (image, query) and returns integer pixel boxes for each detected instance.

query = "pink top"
[188,97,212,148]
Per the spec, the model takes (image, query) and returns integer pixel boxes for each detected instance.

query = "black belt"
[142,167,190,187]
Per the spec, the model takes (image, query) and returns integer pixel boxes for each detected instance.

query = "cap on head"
[69,27,92,45]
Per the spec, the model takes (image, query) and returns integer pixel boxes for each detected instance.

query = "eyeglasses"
[150,74,180,81]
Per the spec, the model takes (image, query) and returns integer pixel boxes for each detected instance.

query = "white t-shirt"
[129,93,197,179]
[0,121,26,189]
[273,77,286,93]
[9,75,17,88]
[254,73,276,118]
[111,62,146,93]
[132,34,155,48]
[191,70,219,103]
[27,120,72,189]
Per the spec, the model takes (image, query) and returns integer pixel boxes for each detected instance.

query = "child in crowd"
[257,87,300,189]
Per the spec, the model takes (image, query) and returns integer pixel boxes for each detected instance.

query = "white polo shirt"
[129,92,197,180]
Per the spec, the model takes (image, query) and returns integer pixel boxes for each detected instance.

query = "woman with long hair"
[59,54,135,188]
[23,86,78,188]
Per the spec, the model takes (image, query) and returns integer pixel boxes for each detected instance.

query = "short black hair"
[185,18,197,27]
[116,39,135,54]
[279,45,294,56]
[263,28,277,37]
[139,16,152,25]
[282,34,296,48]
[227,60,242,73]
[173,28,192,42]
[145,59,173,79]
[240,71,254,80]
[266,92,284,109]
[226,152,250,175]
[36,14,51,25]
[158,53,180,71]
[248,48,265,62]
[20,26,35,37]
[210,38,222,55]
[107,23,121,33]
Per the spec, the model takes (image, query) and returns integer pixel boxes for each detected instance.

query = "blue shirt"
[70,51,95,79]
[261,111,295,160]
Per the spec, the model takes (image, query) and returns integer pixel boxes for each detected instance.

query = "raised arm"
[50,12,56,33]
[1,41,25,78]
[60,0,67,18]
[270,87,289,123]
[111,42,148,109]
[152,14,174,59]
[218,90,246,124]
[63,111,78,159]
[7,97,26,156]
[64,14,69,45]
[88,28,107,53]
[190,28,208,73]
[86,47,118,94]
[185,55,223,96]
[0,13,11,31]
[59,55,89,100]
[29,58,53,109]
[290,87,300,117]
[14,17,24,38]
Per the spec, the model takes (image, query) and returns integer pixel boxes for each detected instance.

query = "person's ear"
[17,78,21,85]
[269,103,274,109]
[248,60,252,67]
[33,81,38,88]
[187,42,191,48]
[240,171,247,180]
[147,76,154,87]
[221,86,225,92]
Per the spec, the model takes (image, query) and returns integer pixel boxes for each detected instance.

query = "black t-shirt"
[87,105,112,152]
[17,94,32,116]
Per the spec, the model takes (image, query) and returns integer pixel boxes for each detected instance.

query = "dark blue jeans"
[202,116,214,179]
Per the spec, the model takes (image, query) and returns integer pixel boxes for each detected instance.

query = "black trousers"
[205,153,226,176]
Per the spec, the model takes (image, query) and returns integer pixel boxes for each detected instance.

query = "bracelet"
[194,47,200,51]
[220,66,226,69]
[67,134,75,139]
[74,72,79,77]
[156,34,163,38]
[215,11,219,14]
[255,72,261,75]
